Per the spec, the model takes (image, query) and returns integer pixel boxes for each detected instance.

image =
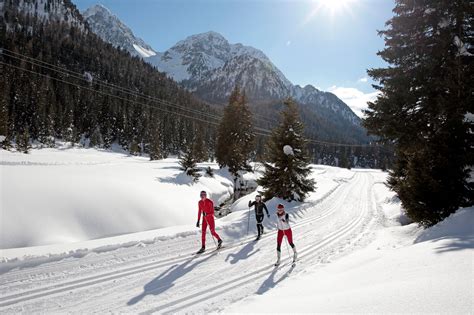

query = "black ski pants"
[256,214,264,236]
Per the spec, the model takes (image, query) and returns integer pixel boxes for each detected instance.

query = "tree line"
[0,1,217,160]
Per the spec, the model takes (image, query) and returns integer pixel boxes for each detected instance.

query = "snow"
[283,145,294,156]
[83,71,93,83]
[148,50,191,82]
[1,148,471,313]
[133,44,156,58]
[227,187,474,313]
[465,112,474,123]
[0,147,235,249]
[454,36,474,57]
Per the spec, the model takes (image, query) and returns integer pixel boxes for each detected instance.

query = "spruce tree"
[364,0,474,226]
[258,98,315,202]
[193,127,207,162]
[17,128,32,154]
[216,87,255,197]
[149,129,162,161]
[0,85,10,149]
[89,125,104,148]
[179,145,201,182]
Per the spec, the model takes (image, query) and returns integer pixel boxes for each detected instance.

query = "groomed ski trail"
[0,171,380,313]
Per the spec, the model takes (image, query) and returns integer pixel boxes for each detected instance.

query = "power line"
[0,49,223,123]
[2,47,279,125]
[0,60,275,139]
[0,48,278,126]
[0,51,390,151]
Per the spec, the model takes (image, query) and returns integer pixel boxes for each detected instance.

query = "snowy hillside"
[0,148,472,313]
[0,146,242,249]
[83,4,158,58]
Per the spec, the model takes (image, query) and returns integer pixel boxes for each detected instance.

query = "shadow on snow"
[225,241,260,264]
[127,254,215,306]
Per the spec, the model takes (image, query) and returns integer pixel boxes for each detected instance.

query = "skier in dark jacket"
[248,195,269,240]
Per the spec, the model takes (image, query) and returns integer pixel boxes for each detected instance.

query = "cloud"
[358,77,368,83]
[328,86,380,118]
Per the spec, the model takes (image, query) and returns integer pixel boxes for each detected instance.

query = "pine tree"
[179,144,201,182]
[17,128,32,154]
[216,87,255,198]
[364,0,474,227]
[193,127,207,162]
[89,125,104,148]
[0,80,10,149]
[149,120,162,161]
[258,98,316,202]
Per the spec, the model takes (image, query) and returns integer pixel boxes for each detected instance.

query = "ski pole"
[203,214,217,248]
[246,206,251,236]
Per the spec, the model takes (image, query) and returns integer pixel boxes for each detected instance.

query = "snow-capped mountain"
[83,4,157,58]
[83,4,362,128]
[147,31,359,125]
[146,31,293,98]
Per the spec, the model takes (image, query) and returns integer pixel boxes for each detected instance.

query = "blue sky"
[74,0,395,116]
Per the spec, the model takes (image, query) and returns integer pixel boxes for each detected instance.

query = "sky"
[74,0,395,117]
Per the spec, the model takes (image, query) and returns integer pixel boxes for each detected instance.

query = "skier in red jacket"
[196,190,223,254]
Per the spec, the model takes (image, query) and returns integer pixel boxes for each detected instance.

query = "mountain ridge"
[82,5,363,132]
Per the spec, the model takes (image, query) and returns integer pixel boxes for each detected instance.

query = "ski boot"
[196,247,205,254]
[217,239,223,249]
[274,251,281,266]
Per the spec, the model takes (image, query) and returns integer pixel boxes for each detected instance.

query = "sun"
[303,0,356,24]
[318,0,355,14]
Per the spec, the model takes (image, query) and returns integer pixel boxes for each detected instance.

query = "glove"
[202,212,206,217]
[196,221,200,228]
[267,214,270,218]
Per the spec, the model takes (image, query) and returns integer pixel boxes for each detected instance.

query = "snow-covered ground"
[0,147,472,313]
[227,194,474,313]
[1,146,242,249]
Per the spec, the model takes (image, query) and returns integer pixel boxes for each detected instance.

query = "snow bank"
[415,207,474,243]
[227,190,473,313]
[0,148,233,249]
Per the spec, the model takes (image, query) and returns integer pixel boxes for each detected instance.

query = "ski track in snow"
[0,172,380,313]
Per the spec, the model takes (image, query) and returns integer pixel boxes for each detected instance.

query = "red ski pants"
[277,229,294,251]
[201,215,221,247]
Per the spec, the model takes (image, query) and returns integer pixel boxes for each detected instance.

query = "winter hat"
[277,204,285,209]
[200,191,207,196]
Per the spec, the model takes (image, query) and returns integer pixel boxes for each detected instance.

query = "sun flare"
[303,0,356,24]
[318,0,355,13]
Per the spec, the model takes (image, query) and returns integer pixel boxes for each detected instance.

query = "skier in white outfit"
[274,204,297,266]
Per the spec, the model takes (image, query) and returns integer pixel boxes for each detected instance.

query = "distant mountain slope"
[83,4,158,58]
[83,5,369,144]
